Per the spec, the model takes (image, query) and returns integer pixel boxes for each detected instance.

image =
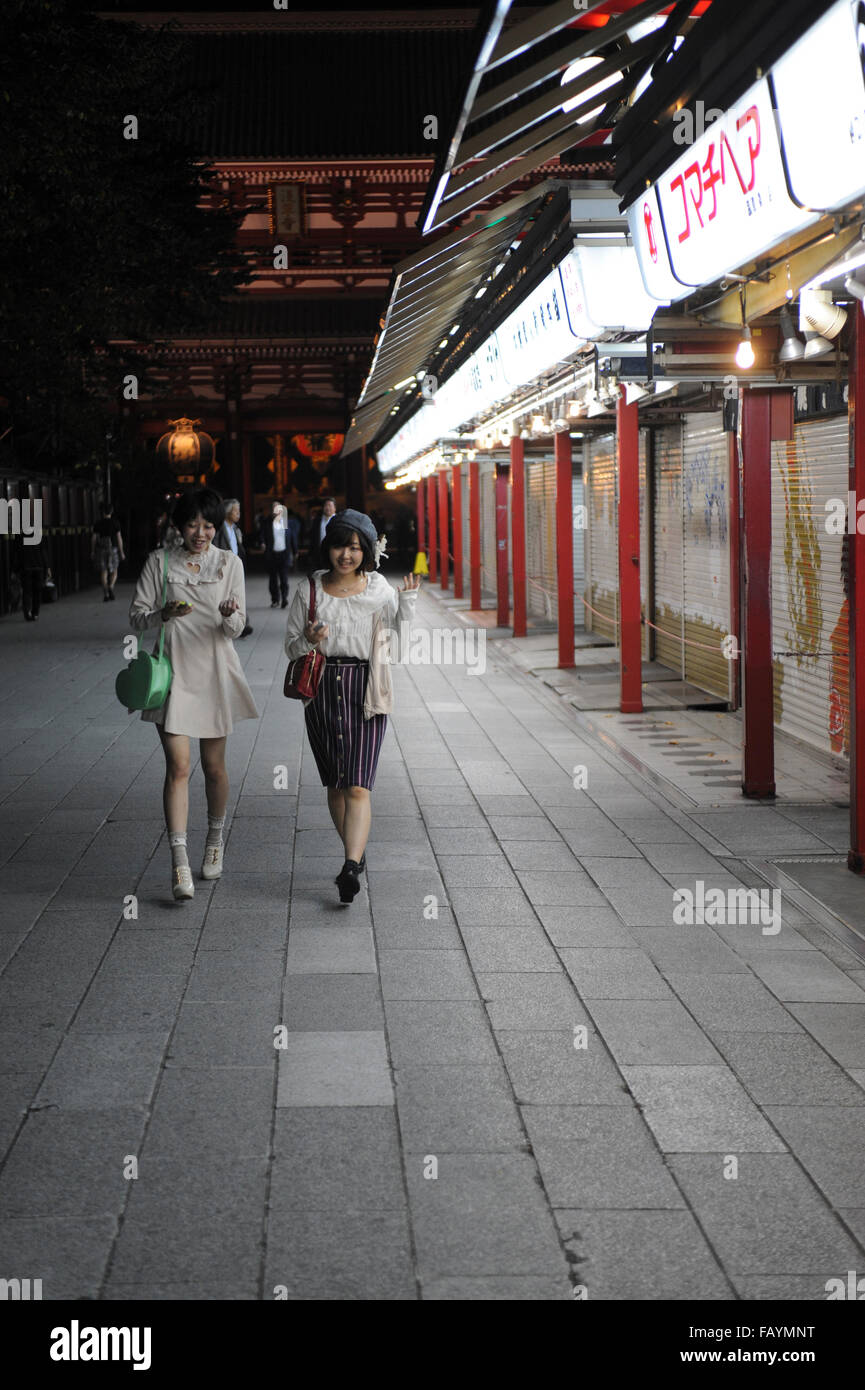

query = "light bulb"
[735,327,755,370]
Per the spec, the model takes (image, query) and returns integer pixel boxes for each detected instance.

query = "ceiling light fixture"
[778,306,805,362]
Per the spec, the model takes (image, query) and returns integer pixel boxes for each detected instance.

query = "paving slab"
[555,1209,731,1300]
[276,1030,394,1106]
[405,1152,567,1278]
[521,1105,685,1208]
[668,1153,863,1275]
[621,1065,787,1152]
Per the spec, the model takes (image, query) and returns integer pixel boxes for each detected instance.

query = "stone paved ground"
[1,575,864,1301]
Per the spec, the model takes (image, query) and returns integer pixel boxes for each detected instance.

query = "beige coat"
[129,541,259,738]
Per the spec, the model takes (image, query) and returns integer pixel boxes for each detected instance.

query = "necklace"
[326,571,365,594]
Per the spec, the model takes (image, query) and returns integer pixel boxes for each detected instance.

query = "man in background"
[257,498,293,609]
[214,498,253,637]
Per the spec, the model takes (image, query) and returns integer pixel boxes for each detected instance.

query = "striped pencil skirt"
[304,659,388,790]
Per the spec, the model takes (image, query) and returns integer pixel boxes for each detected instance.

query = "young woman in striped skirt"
[284,509,419,903]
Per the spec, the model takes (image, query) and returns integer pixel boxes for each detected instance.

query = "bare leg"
[99,567,109,596]
[199,736,229,820]
[342,785,371,863]
[327,787,346,840]
[108,566,118,594]
[159,728,191,831]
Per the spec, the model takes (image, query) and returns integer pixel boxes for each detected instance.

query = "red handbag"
[284,577,326,700]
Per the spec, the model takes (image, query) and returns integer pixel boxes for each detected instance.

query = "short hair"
[172,488,224,531]
[323,518,375,573]
[223,498,239,515]
[100,501,113,517]
[322,496,336,507]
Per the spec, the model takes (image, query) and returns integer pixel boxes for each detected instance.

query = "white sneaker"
[172,864,194,900]
[201,843,224,880]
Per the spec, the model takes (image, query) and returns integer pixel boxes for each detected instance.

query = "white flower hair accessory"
[373,534,389,569]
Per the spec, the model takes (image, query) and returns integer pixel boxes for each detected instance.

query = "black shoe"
[103,594,111,602]
[281,597,288,609]
[270,601,279,609]
[240,624,253,638]
[335,859,361,903]
[109,591,116,600]
[23,611,33,622]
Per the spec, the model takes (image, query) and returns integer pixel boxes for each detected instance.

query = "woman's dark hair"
[172,488,224,531]
[100,501,113,518]
[323,520,375,573]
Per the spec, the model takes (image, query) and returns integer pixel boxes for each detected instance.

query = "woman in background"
[92,502,125,601]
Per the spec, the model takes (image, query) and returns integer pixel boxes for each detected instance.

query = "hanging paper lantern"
[156,418,215,475]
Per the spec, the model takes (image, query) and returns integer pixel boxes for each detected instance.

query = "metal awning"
[420,0,709,236]
[341,182,558,457]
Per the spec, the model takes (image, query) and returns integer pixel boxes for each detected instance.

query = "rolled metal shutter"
[640,428,650,659]
[527,458,557,621]
[572,466,585,629]
[682,413,731,699]
[585,433,617,640]
[771,415,848,759]
[481,464,496,597]
[652,422,684,674]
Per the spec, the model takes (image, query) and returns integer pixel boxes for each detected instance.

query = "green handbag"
[115,551,174,712]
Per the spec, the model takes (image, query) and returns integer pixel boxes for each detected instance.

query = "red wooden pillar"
[469,458,481,609]
[416,480,426,565]
[616,391,643,713]
[555,430,575,668]
[495,461,510,627]
[451,462,463,599]
[427,473,438,584]
[848,303,865,870]
[727,433,741,711]
[438,467,449,590]
[741,388,776,798]
[510,436,527,638]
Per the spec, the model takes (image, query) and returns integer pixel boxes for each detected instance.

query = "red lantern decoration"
[156,418,215,475]
[292,432,344,473]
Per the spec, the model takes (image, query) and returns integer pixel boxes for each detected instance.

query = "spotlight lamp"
[778,307,805,363]
[803,331,833,360]
[799,286,847,339]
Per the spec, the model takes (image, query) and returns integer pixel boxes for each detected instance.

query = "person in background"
[129,488,259,902]
[214,499,253,638]
[12,532,52,622]
[92,502,125,601]
[257,498,292,609]
[285,508,302,571]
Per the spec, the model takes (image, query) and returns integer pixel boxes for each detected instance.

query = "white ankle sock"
[206,815,225,849]
[169,832,188,868]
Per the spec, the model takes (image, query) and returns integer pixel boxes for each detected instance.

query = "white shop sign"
[496,264,582,388]
[772,0,865,211]
[656,78,815,288]
[561,243,658,333]
[627,184,687,303]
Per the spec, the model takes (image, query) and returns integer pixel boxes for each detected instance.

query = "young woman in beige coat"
[130,488,259,901]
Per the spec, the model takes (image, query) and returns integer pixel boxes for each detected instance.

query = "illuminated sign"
[656,79,815,289]
[773,0,865,211]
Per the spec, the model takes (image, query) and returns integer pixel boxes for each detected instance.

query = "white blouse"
[284,569,417,662]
